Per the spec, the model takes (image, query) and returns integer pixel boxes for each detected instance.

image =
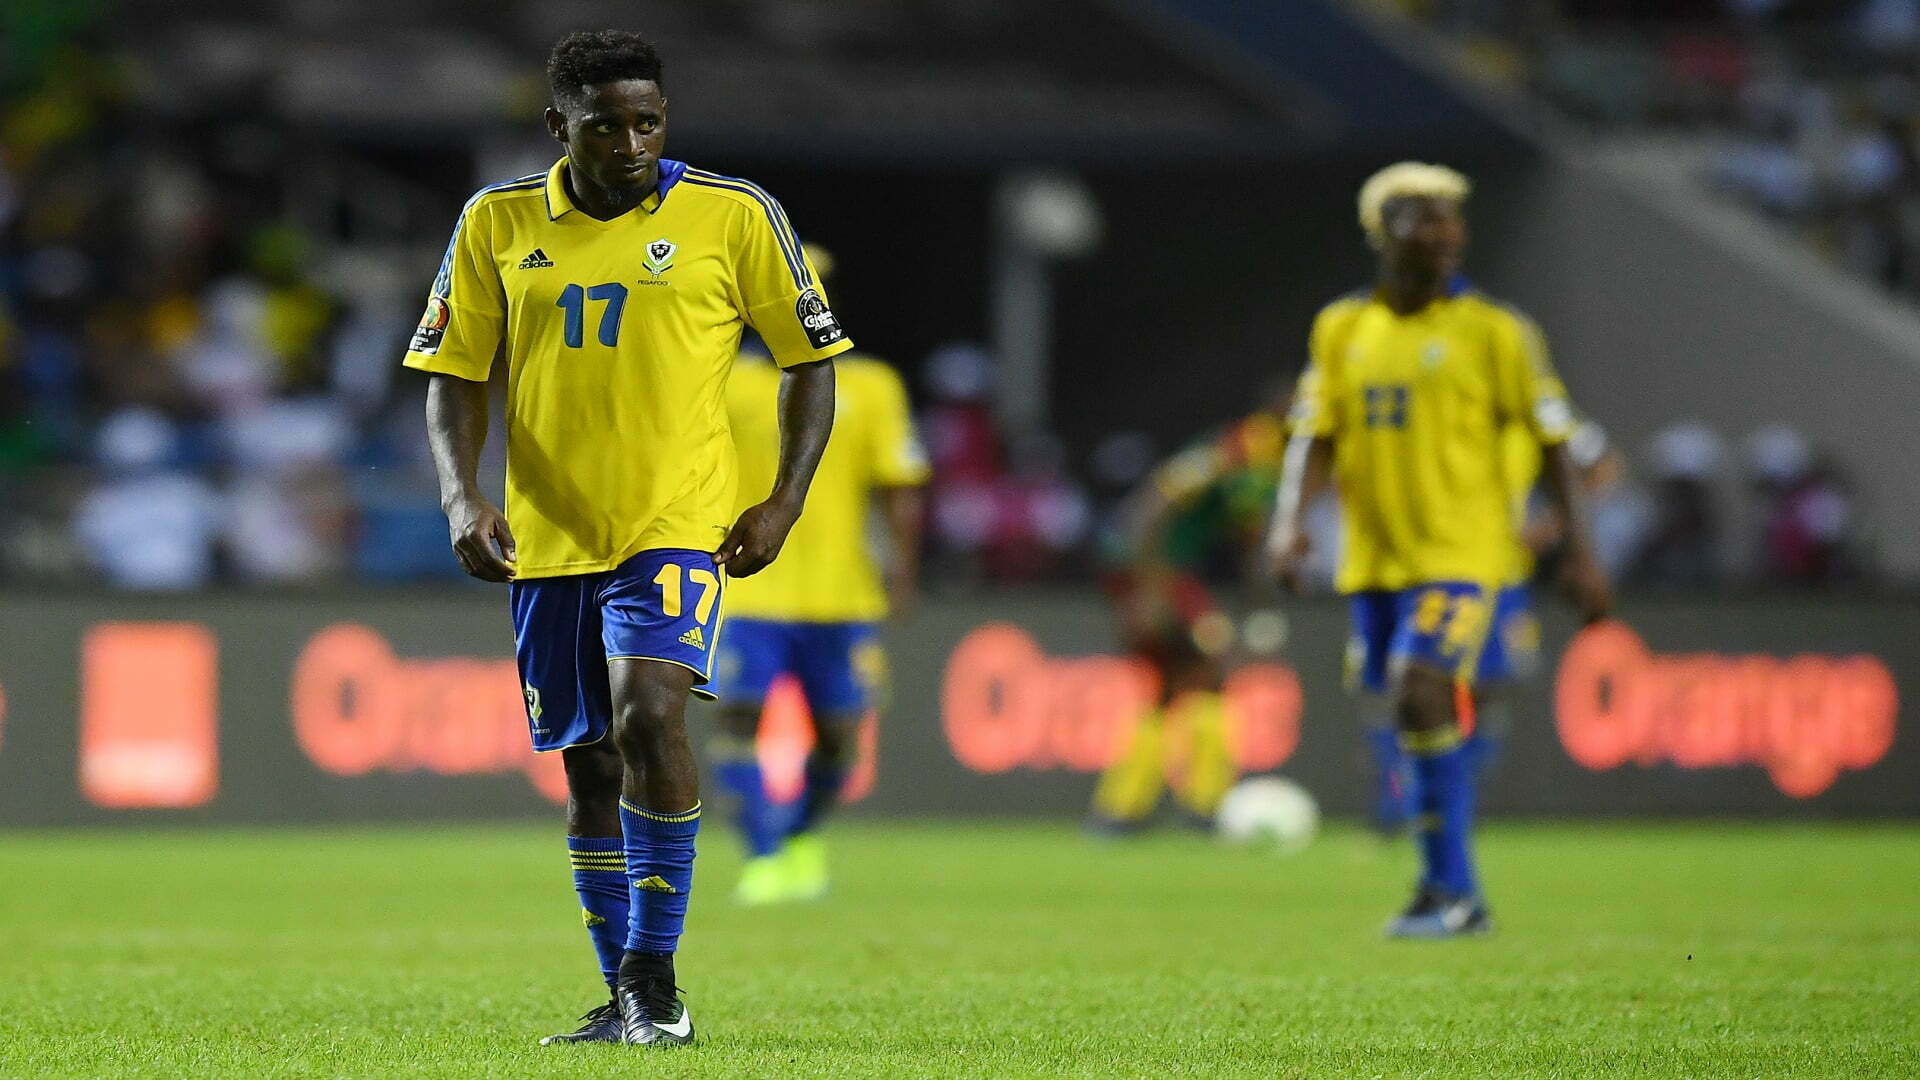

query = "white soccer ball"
[1216,776,1319,852]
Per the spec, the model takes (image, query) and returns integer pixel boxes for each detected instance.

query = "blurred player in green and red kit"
[1086,396,1291,832]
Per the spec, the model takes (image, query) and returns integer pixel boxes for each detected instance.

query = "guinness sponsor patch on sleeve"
[794,288,844,350]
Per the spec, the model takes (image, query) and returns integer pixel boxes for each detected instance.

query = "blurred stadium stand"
[2,0,1915,587]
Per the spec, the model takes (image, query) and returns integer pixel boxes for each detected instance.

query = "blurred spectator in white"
[1635,421,1724,587]
[1569,422,1654,581]
[73,407,223,591]
[1746,424,1861,584]
[179,278,275,411]
[221,398,354,583]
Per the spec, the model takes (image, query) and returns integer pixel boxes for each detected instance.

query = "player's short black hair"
[547,31,664,109]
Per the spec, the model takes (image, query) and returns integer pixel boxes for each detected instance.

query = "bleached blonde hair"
[1358,162,1471,244]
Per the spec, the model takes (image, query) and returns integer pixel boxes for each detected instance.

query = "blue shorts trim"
[1476,584,1539,684]
[511,548,728,752]
[1344,581,1493,695]
[709,618,883,716]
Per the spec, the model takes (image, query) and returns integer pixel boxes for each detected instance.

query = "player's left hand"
[715,498,801,577]
[1562,550,1613,625]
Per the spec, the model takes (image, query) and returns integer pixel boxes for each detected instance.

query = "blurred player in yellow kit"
[1363,420,1548,835]
[711,246,930,904]
[1268,163,1610,937]
[1086,397,1289,833]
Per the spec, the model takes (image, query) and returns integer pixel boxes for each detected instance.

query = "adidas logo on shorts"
[679,626,706,650]
[517,248,554,269]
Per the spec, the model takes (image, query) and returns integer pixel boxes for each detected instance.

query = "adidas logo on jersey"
[679,626,706,650]
[517,248,554,269]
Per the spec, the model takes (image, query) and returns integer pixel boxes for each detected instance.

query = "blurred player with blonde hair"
[1268,162,1610,937]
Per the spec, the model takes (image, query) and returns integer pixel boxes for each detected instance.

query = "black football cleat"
[618,974,694,1046]
[1385,883,1491,939]
[538,998,622,1045]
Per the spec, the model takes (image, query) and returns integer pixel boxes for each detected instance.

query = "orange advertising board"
[78,623,220,808]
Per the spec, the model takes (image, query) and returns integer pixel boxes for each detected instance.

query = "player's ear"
[544,106,568,145]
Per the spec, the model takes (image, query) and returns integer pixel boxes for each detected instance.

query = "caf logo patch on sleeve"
[410,296,451,354]
[795,288,844,349]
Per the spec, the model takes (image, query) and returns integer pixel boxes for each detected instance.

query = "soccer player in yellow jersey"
[1364,421,1547,836]
[712,255,929,904]
[1267,162,1610,938]
[406,32,850,1046]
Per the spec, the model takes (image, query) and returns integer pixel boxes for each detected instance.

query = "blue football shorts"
[1344,581,1495,695]
[510,548,727,752]
[709,618,884,717]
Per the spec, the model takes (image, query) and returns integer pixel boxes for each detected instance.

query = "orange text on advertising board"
[290,624,569,803]
[1555,620,1897,798]
[940,623,1301,775]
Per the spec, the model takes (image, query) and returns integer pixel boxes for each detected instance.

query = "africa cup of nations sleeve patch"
[411,296,450,355]
[795,288,844,350]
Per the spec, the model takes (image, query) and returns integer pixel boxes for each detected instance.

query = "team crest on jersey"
[644,238,677,278]
[795,288,844,349]
[1422,341,1446,369]
[410,296,450,354]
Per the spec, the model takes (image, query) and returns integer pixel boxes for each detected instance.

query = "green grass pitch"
[0,820,1913,1078]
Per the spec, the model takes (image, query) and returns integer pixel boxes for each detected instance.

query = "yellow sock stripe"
[1401,725,1465,756]
[619,799,703,823]
[570,857,626,868]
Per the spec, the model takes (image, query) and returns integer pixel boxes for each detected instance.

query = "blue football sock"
[620,800,701,954]
[1461,730,1504,776]
[713,754,783,858]
[1409,740,1478,897]
[1367,726,1412,832]
[787,752,850,838]
[567,835,630,988]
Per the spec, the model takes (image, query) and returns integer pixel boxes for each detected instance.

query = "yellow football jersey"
[1290,287,1575,593]
[725,353,930,621]
[403,158,853,579]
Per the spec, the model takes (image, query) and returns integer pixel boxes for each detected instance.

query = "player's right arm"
[1265,309,1344,590]
[406,192,515,582]
[426,373,515,582]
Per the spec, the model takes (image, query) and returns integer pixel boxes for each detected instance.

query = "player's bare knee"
[612,700,677,763]
[1394,666,1458,735]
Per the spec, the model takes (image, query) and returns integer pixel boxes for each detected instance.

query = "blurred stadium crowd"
[0,4,1879,591]
[1397,0,1920,298]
